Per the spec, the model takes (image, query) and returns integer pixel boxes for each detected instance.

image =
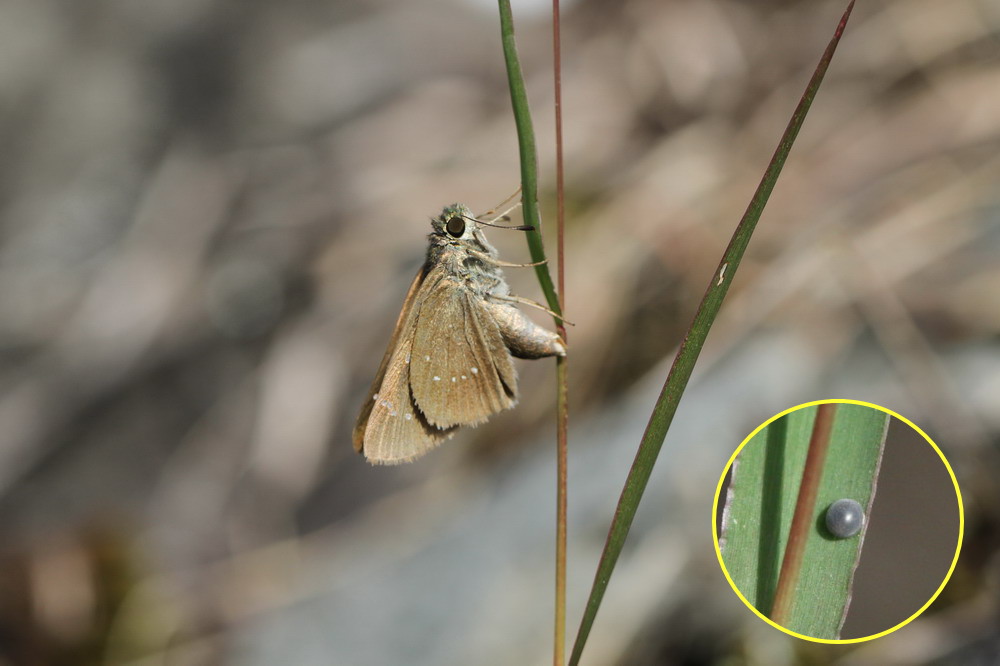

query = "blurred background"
[1,0,998,664]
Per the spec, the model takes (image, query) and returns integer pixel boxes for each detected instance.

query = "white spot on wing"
[471,367,479,375]
[424,355,431,361]
[433,376,441,381]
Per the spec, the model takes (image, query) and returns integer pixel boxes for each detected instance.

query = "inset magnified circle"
[712,399,963,643]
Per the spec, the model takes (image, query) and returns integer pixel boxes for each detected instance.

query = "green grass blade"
[568,3,856,663]
[719,401,888,640]
[720,407,818,612]
[497,0,561,319]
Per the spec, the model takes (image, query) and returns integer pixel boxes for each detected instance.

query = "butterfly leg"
[489,293,573,325]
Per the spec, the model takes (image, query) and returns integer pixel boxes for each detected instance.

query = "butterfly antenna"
[464,214,533,232]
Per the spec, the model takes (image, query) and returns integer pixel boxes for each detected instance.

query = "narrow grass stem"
[497,2,569,663]
[497,0,561,318]
[552,0,568,661]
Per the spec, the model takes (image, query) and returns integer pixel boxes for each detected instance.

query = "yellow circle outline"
[711,398,964,644]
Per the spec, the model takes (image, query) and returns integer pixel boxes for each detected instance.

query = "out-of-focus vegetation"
[1,1,998,664]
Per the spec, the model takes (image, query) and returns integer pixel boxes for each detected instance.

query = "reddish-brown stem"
[552,1,567,664]
[770,403,838,624]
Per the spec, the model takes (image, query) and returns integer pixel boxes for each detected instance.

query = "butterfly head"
[430,203,495,254]
[432,204,476,239]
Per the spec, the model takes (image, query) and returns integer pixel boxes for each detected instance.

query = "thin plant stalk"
[552,3,567,664]
[497,2,569,663]
[497,0,561,317]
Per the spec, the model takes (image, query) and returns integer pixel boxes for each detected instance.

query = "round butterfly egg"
[825,499,865,538]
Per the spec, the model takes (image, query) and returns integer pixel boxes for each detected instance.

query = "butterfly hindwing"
[361,329,455,464]
[354,266,455,464]
[354,267,425,452]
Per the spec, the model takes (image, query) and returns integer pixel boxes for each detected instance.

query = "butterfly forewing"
[463,292,518,397]
[410,271,517,428]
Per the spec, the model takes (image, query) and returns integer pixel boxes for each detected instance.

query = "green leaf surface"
[719,402,889,640]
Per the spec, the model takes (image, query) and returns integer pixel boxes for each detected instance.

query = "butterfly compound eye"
[446,216,466,237]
